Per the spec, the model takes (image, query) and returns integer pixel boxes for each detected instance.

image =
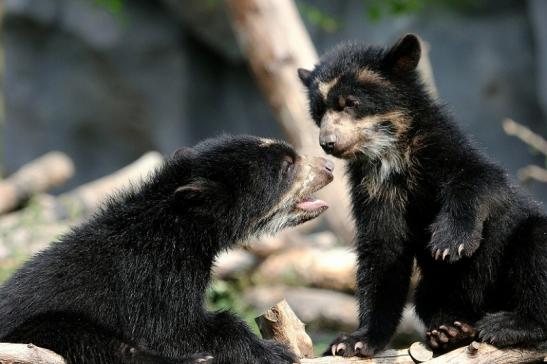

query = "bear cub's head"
[298,34,423,160]
[167,135,334,239]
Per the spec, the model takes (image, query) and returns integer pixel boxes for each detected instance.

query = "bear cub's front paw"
[428,217,482,263]
[323,332,380,358]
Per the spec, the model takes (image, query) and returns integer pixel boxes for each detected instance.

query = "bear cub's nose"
[320,134,337,154]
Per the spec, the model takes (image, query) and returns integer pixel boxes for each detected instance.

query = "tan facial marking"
[357,68,390,87]
[263,156,314,215]
[320,110,411,159]
[318,77,340,100]
[259,138,276,147]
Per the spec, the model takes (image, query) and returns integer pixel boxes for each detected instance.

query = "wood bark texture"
[0,152,74,214]
[0,343,67,364]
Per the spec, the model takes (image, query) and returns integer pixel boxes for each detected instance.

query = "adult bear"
[0,135,334,364]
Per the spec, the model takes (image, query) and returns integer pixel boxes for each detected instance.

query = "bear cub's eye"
[338,95,359,111]
[281,155,294,175]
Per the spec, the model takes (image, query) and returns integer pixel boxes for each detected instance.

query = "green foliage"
[298,3,340,33]
[93,0,124,15]
[298,0,486,30]
[0,253,27,284]
[366,0,424,21]
[207,279,260,335]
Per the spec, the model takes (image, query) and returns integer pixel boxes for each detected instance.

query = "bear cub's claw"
[324,333,378,358]
[428,218,482,263]
[426,321,476,352]
[188,353,214,364]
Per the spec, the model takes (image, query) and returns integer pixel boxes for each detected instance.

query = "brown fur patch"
[320,110,412,159]
[357,68,390,87]
[318,77,340,100]
[254,155,318,225]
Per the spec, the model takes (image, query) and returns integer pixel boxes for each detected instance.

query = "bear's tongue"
[296,197,328,210]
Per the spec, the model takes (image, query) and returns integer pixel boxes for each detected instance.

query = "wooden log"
[300,350,414,364]
[256,300,547,364]
[503,118,547,158]
[0,343,66,364]
[224,0,354,244]
[426,341,547,364]
[253,247,357,292]
[0,152,74,214]
[408,342,433,362]
[256,299,315,359]
[57,151,163,217]
[0,152,164,258]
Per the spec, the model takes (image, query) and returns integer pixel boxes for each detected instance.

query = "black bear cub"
[0,135,334,364]
[299,34,547,356]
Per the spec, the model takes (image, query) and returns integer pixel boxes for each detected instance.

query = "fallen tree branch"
[0,151,164,230]
[517,165,547,184]
[503,118,547,157]
[57,151,163,217]
[256,299,315,359]
[0,152,74,215]
[0,343,66,364]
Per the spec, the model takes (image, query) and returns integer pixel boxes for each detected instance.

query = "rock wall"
[3,0,547,200]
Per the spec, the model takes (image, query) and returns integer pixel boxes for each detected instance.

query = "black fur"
[0,135,334,363]
[300,34,547,356]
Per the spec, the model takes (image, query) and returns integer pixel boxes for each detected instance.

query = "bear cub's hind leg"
[476,311,547,347]
[426,321,476,352]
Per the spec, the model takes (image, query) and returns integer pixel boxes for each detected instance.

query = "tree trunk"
[224,0,354,243]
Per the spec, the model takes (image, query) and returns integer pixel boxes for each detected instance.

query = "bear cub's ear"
[384,33,421,74]
[174,179,222,200]
[298,68,313,87]
[171,147,196,160]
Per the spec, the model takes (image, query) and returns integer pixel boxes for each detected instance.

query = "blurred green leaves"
[366,0,425,21]
[93,0,124,15]
[298,3,340,33]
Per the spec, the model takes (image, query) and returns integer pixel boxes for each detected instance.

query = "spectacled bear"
[0,135,334,364]
[298,34,547,356]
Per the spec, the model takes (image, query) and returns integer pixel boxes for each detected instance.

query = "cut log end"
[255,299,315,359]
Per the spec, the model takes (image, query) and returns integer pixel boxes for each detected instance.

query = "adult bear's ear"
[384,34,421,74]
[171,146,195,160]
[298,68,313,87]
